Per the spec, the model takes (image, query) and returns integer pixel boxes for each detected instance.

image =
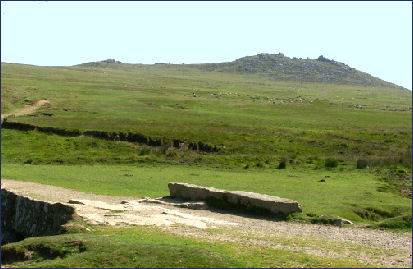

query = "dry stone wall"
[1,189,75,243]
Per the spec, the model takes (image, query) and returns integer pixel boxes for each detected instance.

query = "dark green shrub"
[165,147,179,159]
[138,148,150,156]
[89,141,98,147]
[324,158,338,168]
[397,168,407,174]
[278,159,286,169]
[356,159,368,169]
[256,162,264,168]
[374,214,412,229]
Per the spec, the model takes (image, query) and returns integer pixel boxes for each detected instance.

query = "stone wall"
[2,121,220,153]
[1,189,75,243]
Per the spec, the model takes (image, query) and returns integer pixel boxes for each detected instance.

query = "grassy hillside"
[1,63,411,169]
[1,61,411,225]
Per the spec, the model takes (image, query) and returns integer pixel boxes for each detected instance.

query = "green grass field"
[1,62,411,267]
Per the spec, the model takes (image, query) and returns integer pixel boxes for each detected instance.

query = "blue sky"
[1,1,412,89]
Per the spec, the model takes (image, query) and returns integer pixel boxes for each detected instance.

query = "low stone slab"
[315,215,353,227]
[168,182,302,216]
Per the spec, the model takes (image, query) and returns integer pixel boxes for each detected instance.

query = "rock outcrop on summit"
[190,53,401,88]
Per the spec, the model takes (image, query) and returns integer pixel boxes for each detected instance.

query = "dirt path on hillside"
[1,99,50,122]
[1,179,411,267]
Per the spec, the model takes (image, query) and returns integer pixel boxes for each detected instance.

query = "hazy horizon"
[1,1,411,89]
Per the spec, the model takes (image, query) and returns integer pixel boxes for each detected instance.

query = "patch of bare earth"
[1,99,50,121]
[1,179,411,267]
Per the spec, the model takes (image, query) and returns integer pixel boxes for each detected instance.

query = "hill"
[78,54,406,89]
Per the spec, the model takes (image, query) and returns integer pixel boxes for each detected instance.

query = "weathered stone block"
[168,182,302,216]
